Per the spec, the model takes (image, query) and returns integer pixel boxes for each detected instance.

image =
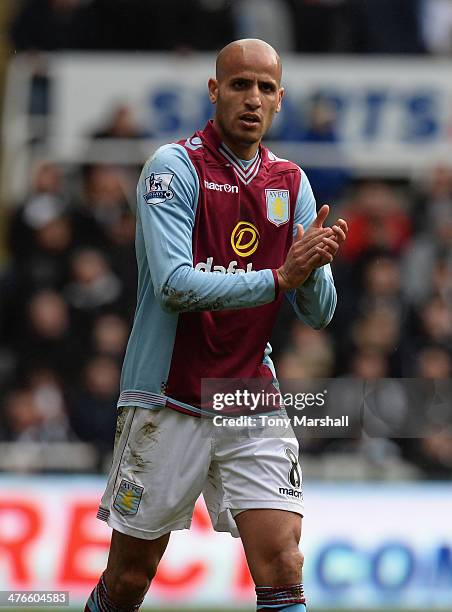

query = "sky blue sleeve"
[285,168,337,329]
[137,144,277,313]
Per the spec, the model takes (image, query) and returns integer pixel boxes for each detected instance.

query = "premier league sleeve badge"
[144,172,175,205]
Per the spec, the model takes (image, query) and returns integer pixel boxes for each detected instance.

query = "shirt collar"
[201,120,263,185]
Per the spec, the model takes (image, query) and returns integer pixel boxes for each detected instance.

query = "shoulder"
[264,147,302,175]
[140,144,199,190]
[262,147,314,197]
[263,148,306,198]
[143,143,196,174]
[138,143,199,206]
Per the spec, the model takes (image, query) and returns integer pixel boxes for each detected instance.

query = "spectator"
[411,164,452,233]
[91,314,129,360]
[416,346,451,378]
[402,168,452,305]
[64,248,123,315]
[75,164,132,246]
[288,324,335,377]
[418,428,452,477]
[417,295,452,345]
[8,161,68,261]
[348,347,389,378]
[3,389,41,442]
[87,104,148,165]
[350,306,402,375]
[339,182,412,262]
[360,252,405,317]
[276,350,309,379]
[298,95,350,204]
[69,356,119,454]
[91,104,146,140]
[16,289,84,384]
[103,207,137,317]
[2,383,72,443]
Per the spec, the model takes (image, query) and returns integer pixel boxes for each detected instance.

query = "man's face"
[209,46,284,154]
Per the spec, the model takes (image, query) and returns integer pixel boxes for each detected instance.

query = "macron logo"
[204,180,238,194]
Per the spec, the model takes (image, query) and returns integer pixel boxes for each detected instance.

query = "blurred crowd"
[271,168,452,478]
[8,0,452,55]
[0,113,451,475]
[0,158,139,467]
[1,0,451,478]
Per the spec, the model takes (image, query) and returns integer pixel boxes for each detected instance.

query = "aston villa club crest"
[113,479,144,516]
[265,189,290,226]
[144,172,174,205]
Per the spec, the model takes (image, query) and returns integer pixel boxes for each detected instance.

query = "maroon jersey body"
[164,122,301,413]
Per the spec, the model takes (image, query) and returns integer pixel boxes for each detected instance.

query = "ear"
[208,78,219,105]
[275,86,285,114]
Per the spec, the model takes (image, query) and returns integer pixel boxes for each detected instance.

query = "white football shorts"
[97,406,304,540]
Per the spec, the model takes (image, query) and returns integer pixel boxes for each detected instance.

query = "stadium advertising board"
[0,477,451,609]
[48,55,452,171]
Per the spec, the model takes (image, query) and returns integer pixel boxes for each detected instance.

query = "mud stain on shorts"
[129,446,150,472]
[114,407,128,447]
[129,413,160,473]
[139,421,158,439]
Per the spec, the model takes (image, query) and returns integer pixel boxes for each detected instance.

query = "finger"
[306,252,324,266]
[312,204,330,228]
[299,226,331,239]
[336,218,348,233]
[295,228,333,251]
[331,225,346,242]
[321,237,340,252]
[294,223,304,243]
[301,239,334,262]
[301,227,333,242]
[303,250,332,271]
[314,246,334,263]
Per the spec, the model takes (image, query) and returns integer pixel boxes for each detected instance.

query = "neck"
[212,118,259,161]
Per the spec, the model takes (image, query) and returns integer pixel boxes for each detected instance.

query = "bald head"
[209,38,284,159]
[216,39,282,84]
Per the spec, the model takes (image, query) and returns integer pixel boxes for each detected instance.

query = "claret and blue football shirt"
[118,121,336,416]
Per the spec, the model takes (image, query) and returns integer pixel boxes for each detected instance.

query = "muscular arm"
[285,169,337,329]
[138,144,278,313]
